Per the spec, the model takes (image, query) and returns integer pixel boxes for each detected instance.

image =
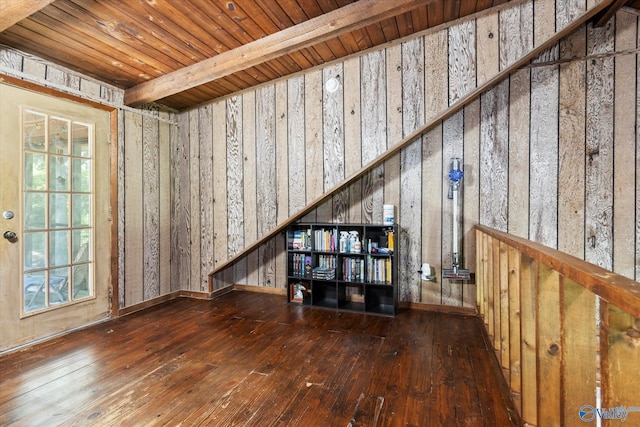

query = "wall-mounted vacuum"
[443,157,470,281]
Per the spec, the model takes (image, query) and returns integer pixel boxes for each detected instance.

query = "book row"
[290,228,394,255]
[290,254,392,284]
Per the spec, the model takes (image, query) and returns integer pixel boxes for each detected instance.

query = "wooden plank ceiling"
[0,0,636,111]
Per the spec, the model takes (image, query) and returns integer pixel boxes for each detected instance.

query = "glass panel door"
[22,109,94,313]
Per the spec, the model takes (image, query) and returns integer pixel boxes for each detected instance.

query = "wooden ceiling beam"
[0,0,55,32]
[124,0,434,106]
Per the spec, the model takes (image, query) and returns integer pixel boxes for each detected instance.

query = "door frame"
[1,74,120,323]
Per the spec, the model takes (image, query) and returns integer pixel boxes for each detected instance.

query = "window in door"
[22,108,94,314]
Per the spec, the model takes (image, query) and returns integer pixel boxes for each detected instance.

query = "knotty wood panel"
[305,70,324,205]
[449,21,477,103]
[287,76,306,215]
[256,86,277,238]
[486,235,495,340]
[21,55,46,80]
[534,0,556,43]
[500,2,533,70]
[383,44,402,227]
[360,51,385,224]
[586,20,615,271]
[142,106,160,300]
[0,48,21,70]
[528,0,558,249]
[124,110,144,305]
[519,255,537,425]
[322,64,346,222]
[558,13,586,258]
[174,112,191,292]
[226,95,244,283]
[243,92,259,286]
[476,13,499,84]
[492,237,501,352]
[422,29,447,304]
[158,111,172,296]
[198,104,215,288]
[561,277,597,424]
[275,81,288,288]
[322,64,344,191]
[479,81,509,232]
[117,109,126,307]
[604,305,640,410]
[188,110,202,291]
[502,4,532,240]
[498,242,510,375]
[275,80,289,225]
[507,246,522,412]
[399,38,425,303]
[530,64,559,247]
[476,8,508,236]
[612,11,636,278]
[43,65,80,90]
[421,125,443,305]
[343,55,362,223]
[256,85,277,288]
[211,100,229,284]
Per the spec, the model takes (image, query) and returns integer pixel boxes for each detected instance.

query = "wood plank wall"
[3,0,638,310]
[178,1,640,308]
[184,0,640,306]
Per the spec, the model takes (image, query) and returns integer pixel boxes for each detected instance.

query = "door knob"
[3,230,17,242]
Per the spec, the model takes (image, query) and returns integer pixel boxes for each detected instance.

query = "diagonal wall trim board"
[207,0,615,281]
[593,0,629,27]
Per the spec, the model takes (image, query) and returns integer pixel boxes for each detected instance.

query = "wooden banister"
[475,224,640,426]
[475,224,640,318]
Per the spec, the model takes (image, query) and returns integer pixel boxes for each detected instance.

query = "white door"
[0,83,111,352]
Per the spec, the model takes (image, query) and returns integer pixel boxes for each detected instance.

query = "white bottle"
[339,232,348,253]
[354,237,362,254]
[350,231,360,253]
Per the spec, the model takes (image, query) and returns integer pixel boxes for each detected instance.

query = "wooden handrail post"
[476,225,640,426]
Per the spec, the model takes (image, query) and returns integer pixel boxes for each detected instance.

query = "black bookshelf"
[286,223,398,316]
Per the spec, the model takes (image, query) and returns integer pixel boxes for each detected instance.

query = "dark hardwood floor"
[0,290,521,426]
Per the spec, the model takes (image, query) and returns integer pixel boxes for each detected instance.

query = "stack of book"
[312,267,336,280]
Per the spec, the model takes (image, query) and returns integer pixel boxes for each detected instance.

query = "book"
[292,230,302,249]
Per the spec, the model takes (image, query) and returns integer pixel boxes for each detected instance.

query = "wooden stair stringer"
[207,0,615,285]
